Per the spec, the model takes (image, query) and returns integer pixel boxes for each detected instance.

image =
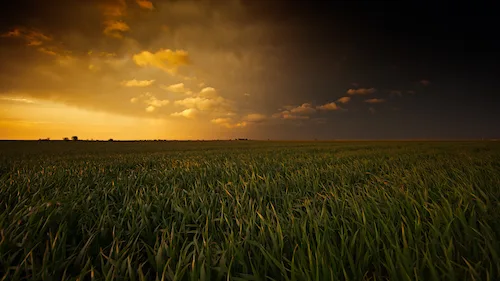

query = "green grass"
[1,140,499,280]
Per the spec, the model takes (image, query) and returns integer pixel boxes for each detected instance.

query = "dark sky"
[0,0,498,140]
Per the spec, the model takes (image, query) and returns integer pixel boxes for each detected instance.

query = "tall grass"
[0,141,499,280]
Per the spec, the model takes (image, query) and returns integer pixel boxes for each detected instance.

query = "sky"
[0,0,498,140]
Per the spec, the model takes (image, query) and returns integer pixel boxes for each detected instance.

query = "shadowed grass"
[0,141,499,280]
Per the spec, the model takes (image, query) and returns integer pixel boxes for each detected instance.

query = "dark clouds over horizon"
[0,0,498,140]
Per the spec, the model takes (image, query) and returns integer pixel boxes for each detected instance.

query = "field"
[1,140,500,280]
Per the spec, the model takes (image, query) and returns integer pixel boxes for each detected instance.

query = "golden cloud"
[99,0,127,17]
[171,108,198,119]
[103,20,130,38]
[133,49,190,74]
[136,0,154,10]
[336,96,351,104]
[161,83,191,94]
[211,118,247,128]
[364,98,385,104]
[347,88,376,95]
[317,102,339,111]
[122,79,155,87]
[2,27,52,46]
[289,103,316,115]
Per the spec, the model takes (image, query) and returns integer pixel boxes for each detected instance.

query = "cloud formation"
[136,0,154,10]
[336,96,351,104]
[133,49,190,74]
[171,108,198,119]
[161,83,191,94]
[122,79,155,87]
[211,118,247,128]
[364,98,385,104]
[317,102,339,111]
[1,27,51,46]
[103,20,130,38]
[347,88,376,95]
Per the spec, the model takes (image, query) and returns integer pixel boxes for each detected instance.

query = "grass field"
[1,140,500,280]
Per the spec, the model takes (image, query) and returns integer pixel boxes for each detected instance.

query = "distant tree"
[63,137,69,141]
[108,138,114,142]
[72,136,78,141]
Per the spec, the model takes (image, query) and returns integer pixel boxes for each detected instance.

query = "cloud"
[272,103,317,120]
[407,90,416,95]
[243,93,250,96]
[347,88,376,95]
[136,0,154,10]
[243,113,267,123]
[122,79,155,87]
[211,118,247,128]
[0,96,35,104]
[1,27,52,46]
[336,97,351,104]
[199,87,218,98]
[272,111,310,120]
[99,0,127,17]
[364,98,385,104]
[161,83,191,94]
[133,49,190,74]
[171,108,198,119]
[130,92,169,111]
[103,20,130,38]
[289,103,316,115]
[317,102,339,111]
[174,87,232,113]
[420,80,430,86]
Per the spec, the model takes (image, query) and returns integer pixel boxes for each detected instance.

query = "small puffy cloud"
[175,96,227,111]
[130,92,169,109]
[317,102,339,111]
[347,88,376,95]
[273,103,317,120]
[243,113,267,123]
[148,98,169,107]
[103,20,130,38]
[407,90,416,95]
[243,93,250,96]
[199,87,219,98]
[290,103,316,115]
[133,49,190,74]
[171,108,198,119]
[136,0,153,10]
[211,118,247,128]
[122,79,155,87]
[174,87,232,113]
[272,111,310,120]
[161,83,191,94]
[364,98,385,104]
[420,79,430,86]
[336,97,351,104]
